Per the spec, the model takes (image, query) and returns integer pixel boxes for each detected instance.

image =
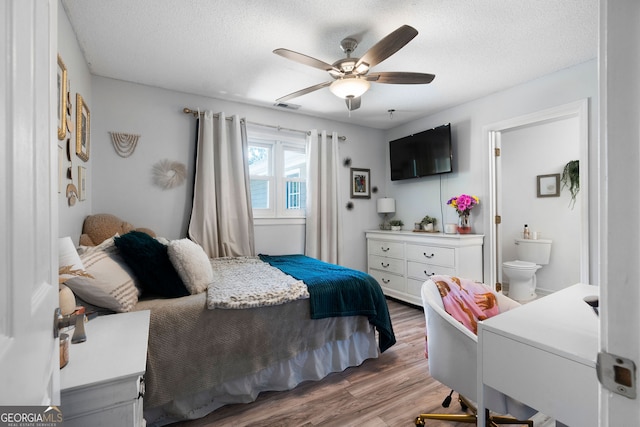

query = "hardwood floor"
[170,299,553,427]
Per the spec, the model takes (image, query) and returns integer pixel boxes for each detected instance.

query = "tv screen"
[389,123,452,181]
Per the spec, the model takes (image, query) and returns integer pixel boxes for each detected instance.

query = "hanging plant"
[561,160,579,208]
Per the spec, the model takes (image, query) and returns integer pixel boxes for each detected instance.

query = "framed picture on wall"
[537,173,560,197]
[350,168,371,199]
[78,166,86,201]
[57,55,67,140]
[76,93,90,162]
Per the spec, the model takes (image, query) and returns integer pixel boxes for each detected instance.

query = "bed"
[61,217,395,426]
[138,255,395,426]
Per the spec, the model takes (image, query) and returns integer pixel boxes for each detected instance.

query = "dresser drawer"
[369,269,405,293]
[407,278,428,299]
[406,244,455,267]
[368,240,404,258]
[369,254,404,275]
[407,261,456,280]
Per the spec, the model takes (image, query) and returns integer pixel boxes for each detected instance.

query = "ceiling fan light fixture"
[329,77,371,99]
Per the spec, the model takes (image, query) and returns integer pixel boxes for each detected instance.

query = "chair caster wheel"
[415,416,425,426]
[460,400,468,412]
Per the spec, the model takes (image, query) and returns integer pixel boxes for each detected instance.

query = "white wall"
[57,0,93,243]
[383,60,598,286]
[90,77,386,271]
[500,117,581,293]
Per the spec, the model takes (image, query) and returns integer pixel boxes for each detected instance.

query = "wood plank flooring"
[170,299,553,427]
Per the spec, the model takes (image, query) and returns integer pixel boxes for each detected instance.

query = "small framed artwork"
[78,166,86,201]
[57,55,68,140]
[76,93,90,162]
[537,173,560,197]
[350,168,371,199]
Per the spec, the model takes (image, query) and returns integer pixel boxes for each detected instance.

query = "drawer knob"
[381,247,390,252]
[424,270,435,277]
[381,262,390,268]
[423,252,434,259]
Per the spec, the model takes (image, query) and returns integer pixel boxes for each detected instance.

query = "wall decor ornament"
[109,132,141,158]
[537,173,561,198]
[57,55,68,140]
[78,166,86,201]
[350,168,371,199]
[66,183,78,206]
[76,93,90,161]
[152,159,187,189]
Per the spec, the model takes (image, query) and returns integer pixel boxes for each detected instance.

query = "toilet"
[502,238,552,302]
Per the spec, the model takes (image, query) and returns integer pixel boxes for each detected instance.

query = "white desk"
[478,283,599,427]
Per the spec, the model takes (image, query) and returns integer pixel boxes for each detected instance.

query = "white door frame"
[483,99,590,291]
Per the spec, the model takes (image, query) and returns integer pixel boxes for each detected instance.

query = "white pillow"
[65,236,140,312]
[167,238,213,294]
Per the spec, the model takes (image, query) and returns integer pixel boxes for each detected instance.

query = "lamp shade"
[377,198,396,214]
[329,76,371,99]
[59,237,81,268]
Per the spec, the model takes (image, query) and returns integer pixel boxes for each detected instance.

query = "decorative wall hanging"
[537,173,560,198]
[76,93,90,161]
[350,168,371,199]
[57,55,68,140]
[66,183,78,206]
[78,166,86,201]
[152,159,187,189]
[109,132,141,158]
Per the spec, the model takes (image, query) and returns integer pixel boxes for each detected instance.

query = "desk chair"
[416,278,536,426]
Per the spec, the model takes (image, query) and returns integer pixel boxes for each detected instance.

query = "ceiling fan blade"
[346,96,361,111]
[355,25,418,71]
[275,81,332,103]
[367,72,435,84]
[273,48,341,74]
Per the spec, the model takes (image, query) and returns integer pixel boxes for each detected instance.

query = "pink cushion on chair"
[430,275,500,335]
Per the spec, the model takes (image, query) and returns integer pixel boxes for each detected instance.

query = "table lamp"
[377,197,395,230]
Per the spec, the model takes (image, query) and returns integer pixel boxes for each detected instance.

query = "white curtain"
[188,111,255,257]
[305,130,342,264]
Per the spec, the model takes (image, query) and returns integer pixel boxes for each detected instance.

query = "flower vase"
[458,214,471,234]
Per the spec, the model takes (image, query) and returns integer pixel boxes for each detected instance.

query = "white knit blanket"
[207,256,309,309]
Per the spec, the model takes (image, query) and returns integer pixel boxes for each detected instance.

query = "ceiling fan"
[273,25,435,111]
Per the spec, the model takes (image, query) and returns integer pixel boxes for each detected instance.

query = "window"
[248,131,307,218]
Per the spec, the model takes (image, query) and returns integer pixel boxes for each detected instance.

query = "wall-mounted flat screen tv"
[389,123,453,181]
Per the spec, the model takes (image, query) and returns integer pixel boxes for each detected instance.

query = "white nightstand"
[61,310,150,427]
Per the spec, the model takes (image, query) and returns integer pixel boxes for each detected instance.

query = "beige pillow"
[65,237,140,312]
[167,238,213,294]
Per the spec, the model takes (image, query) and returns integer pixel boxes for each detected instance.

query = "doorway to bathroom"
[485,100,589,296]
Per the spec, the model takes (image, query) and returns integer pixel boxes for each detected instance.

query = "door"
[485,100,590,293]
[599,0,640,424]
[0,0,59,404]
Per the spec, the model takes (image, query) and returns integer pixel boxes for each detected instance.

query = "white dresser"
[61,310,150,427]
[366,230,484,306]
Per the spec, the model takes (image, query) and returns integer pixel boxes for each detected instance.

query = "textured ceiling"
[61,0,598,130]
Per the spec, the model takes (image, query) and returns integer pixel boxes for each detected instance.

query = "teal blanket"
[259,254,396,352]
